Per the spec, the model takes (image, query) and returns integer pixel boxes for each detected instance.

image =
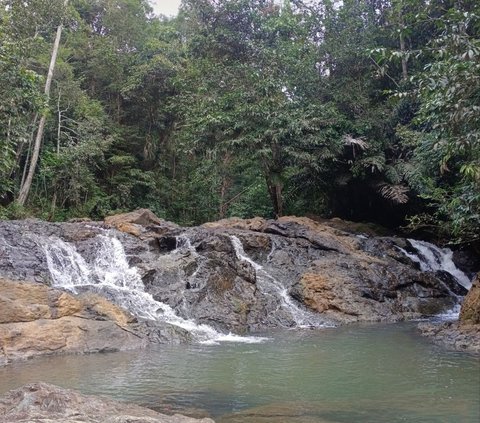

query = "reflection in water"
[0,324,478,423]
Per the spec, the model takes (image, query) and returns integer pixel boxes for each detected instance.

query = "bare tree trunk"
[17,2,67,206]
[266,173,284,218]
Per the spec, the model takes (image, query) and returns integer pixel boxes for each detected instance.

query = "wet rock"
[0,211,474,341]
[290,254,455,324]
[0,382,215,423]
[452,248,480,279]
[417,273,480,353]
[417,321,480,354]
[0,278,146,365]
[0,278,189,365]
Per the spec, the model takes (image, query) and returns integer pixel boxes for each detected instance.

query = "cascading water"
[43,234,265,344]
[398,239,472,290]
[230,235,332,328]
[397,239,472,320]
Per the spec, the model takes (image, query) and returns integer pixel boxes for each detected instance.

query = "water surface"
[0,323,478,422]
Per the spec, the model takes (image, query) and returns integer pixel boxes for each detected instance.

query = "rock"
[417,321,480,354]
[459,272,480,325]
[0,214,474,345]
[452,248,480,280]
[0,278,191,365]
[0,278,83,323]
[0,219,105,283]
[104,209,179,239]
[0,382,215,423]
[0,278,148,365]
[418,273,480,352]
[105,208,165,227]
[291,254,454,324]
[0,316,146,364]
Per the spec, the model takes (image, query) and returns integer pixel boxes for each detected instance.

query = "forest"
[0,0,479,246]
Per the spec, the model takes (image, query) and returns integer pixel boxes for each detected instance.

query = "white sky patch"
[150,0,181,17]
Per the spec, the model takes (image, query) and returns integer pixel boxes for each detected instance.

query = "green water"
[0,323,478,422]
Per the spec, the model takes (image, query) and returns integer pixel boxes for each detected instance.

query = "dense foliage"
[0,0,478,246]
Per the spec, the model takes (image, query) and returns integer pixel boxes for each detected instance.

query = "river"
[0,323,478,422]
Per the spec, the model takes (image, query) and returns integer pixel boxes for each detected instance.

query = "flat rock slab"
[0,382,215,423]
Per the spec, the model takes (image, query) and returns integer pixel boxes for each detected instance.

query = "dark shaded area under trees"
[1,0,479,248]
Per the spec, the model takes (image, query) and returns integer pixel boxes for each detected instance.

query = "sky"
[151,0,181,17]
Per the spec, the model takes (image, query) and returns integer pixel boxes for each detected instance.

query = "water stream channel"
[0,323,478,422]
[1,232,478,422]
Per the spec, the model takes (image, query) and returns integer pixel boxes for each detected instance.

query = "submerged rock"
[0,382,215,423]
[417,321,480,354]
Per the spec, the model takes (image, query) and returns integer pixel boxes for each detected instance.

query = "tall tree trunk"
[17,4,67,206]
[266,172,283,218]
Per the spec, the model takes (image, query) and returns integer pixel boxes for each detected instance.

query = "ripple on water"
[0,323,478,423]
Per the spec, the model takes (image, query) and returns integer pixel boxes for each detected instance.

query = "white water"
[43,235,266,344]
[230,235,332,328]
[398,239,471,290]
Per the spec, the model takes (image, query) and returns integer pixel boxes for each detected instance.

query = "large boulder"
[459,272,480,325]
[0,278,190,365]
[105,208,179,239]
[146,216,464,328]
[0,278,147,365]
[0,382,215,423]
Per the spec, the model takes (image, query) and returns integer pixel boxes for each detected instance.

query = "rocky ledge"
[0,277,190,366]
[0,382,214,423]
[0,209,477,362]
[418,273,480,354]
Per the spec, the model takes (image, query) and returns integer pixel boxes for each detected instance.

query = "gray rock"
[0,382,215,423]
[0,214,472,335]
[417,322,480,354]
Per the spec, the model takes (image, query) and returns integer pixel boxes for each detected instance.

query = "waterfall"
[398,239,472,290]
[43,235,265,344]
[230,235,332,328]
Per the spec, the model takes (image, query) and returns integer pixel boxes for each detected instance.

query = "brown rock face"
[202,217,268,232]
[0,382,215,423]
[459,272,480,325]
[0,278,146,365]
[0,278,83,323]
[104,208,179,238]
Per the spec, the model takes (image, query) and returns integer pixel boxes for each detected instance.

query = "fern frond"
[343,134,369,150]
[378,183,410,204]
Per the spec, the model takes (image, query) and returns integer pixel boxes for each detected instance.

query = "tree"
[406,5,480,243]
[17,0,69,206]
